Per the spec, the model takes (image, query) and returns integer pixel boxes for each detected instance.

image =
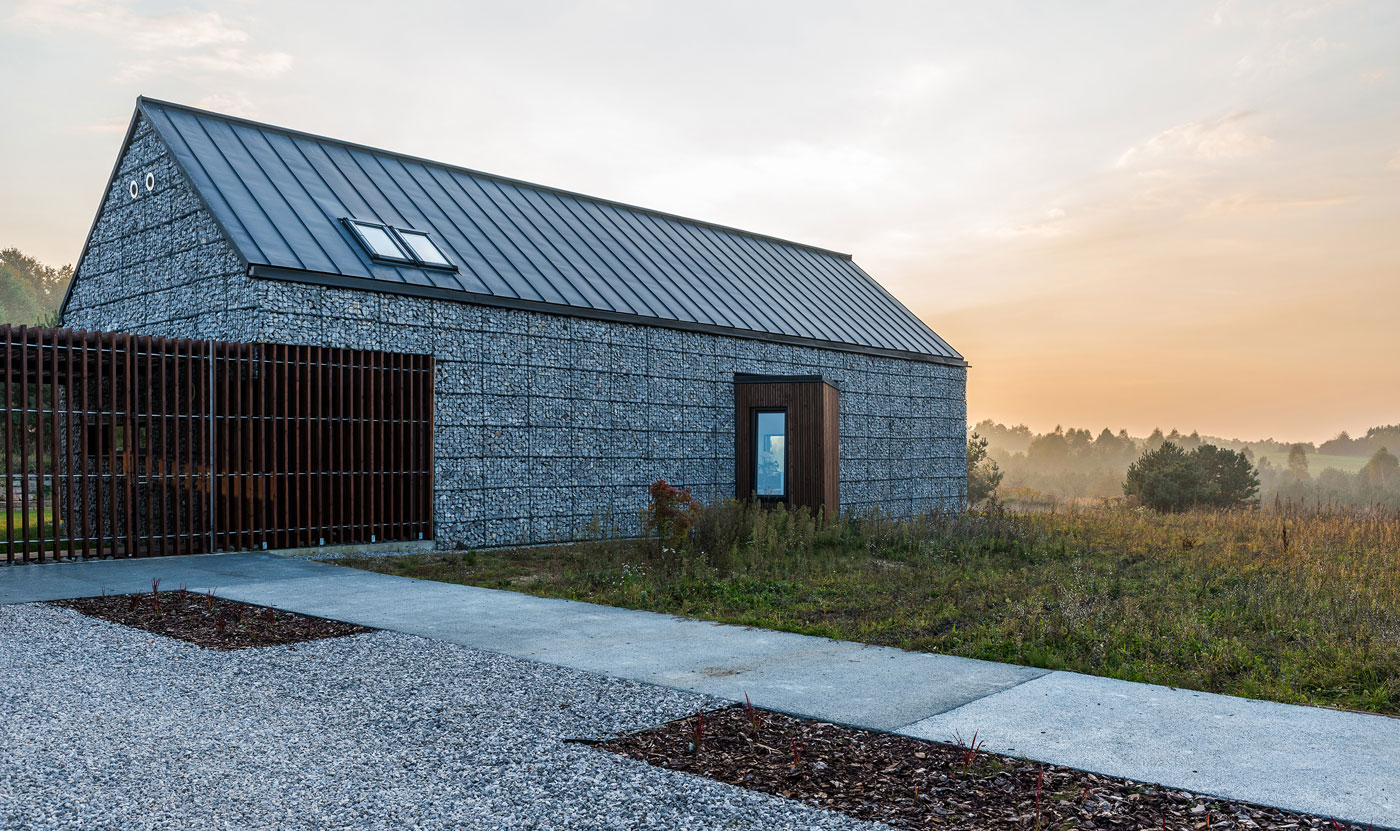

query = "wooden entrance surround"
[733,374,839,517]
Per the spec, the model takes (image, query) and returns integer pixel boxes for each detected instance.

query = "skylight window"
[345,219,411,261]
[396,229,452,267]
[342,218,456,270]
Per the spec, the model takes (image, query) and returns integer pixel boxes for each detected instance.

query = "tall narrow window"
[753,409,787,499]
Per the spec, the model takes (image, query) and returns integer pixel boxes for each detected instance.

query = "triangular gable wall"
[61,113,259,342]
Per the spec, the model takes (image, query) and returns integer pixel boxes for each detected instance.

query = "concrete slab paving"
[0,552,323,603]
[0,554,1043,730]
[3,552,1397,827]
[211,569,1046,731]
[902,671,1399,828]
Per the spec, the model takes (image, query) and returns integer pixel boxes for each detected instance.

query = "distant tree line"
[974,419,1400,511]
[0,248,69,326]
[1317,426,1400,458]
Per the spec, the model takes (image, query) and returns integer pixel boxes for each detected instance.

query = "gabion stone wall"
[63,114,262,343]
[65,116,968,550]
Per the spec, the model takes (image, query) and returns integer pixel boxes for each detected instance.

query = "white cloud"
[646,142,895,210]
[1116,114,1274,168]
[1199,192,1350,217]
[75,118,129,134]
[1388,148,1400,172]
[193,92,259,117]
[1235,36,1334,79]
[9,1,286,80]
[116,48,294,83]
[992,207,1072,240]
[878,60,964,104]
[134,11,248,51]
[1210,0,1232,27]
[11,2,245,49]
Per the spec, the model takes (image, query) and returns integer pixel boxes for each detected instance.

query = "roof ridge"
[136,96,855,260]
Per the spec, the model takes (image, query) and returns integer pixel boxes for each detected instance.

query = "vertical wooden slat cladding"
[50,328,61,559]
[734,374,841,518]
[3,326,12,563]
[98,327,110,554]
[275,342,286,551]
[64,329,75,560]
[259,342,269,550]
[425,355,436,542]
[141,335,155,558]
[20,328,31,561]
[243,342,255,551]
[34,328,45,561]
[0,326,432,563]
[78,333,91,557]
[822,382,841,513]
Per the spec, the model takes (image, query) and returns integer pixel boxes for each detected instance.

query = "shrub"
[1192,443,1259,508]
[645,479,699,550]
[1124,442,1258,511]
[967,432,1003,506]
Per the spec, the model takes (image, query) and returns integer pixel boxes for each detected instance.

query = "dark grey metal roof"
[136,97,964,365]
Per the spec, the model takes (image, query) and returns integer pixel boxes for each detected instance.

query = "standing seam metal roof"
[120,97,965,365]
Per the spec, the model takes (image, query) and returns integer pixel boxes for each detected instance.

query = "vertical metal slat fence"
[1,325,433,563]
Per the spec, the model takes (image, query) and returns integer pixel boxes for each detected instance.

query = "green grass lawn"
[335,504,1400,716]
[1254,450,1370,474]
[3,509,59,542]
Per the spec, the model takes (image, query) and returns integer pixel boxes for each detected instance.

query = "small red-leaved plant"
[645,479,699,550]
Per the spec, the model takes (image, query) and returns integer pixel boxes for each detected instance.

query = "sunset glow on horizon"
[3,0,1396,443]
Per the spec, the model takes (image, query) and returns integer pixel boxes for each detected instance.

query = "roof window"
[345,219,411,262]
[343,219,457,271]
[396,228,452,267]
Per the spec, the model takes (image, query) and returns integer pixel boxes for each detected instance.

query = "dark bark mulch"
[53,588,370,650]
[601,705,1367,831]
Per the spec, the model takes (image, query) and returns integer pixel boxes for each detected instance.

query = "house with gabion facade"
[61,97,968,550]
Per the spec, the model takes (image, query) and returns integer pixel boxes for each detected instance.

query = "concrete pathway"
[2,552,1395,828]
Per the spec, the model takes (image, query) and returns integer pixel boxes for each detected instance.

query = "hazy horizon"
[3,0,1396,445]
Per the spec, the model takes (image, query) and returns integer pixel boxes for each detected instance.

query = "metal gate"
[2,325,434,563]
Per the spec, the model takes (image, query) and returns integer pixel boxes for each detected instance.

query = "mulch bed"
[53,588,370,650]
[601,705,1367,831]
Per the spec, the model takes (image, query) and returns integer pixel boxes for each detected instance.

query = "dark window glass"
[754,410,787,498]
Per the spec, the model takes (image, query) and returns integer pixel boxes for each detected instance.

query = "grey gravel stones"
[0,603,883,831]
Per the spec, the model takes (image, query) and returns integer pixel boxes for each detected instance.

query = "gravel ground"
[0,603,882,831]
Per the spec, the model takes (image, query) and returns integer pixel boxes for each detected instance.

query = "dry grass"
[338,503,1400,715]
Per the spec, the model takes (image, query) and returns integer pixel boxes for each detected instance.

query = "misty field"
[1253,450,1370,474]
[339,505,1400,716]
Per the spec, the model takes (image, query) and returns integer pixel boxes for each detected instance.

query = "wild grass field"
[340,503,1400,716]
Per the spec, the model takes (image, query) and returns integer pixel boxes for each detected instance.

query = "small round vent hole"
[145,172,155,191]
[128,181,138,199]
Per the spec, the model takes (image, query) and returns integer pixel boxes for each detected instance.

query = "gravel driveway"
[0,603,880,831]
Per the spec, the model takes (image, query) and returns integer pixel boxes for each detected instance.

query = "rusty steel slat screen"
[1,325,434,563]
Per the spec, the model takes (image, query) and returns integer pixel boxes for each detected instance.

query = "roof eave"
[247,263,971,368]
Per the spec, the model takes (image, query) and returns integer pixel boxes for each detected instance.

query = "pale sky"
[3,0,1397,443]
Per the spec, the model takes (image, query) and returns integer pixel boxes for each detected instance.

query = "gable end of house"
[61,112,256,341]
